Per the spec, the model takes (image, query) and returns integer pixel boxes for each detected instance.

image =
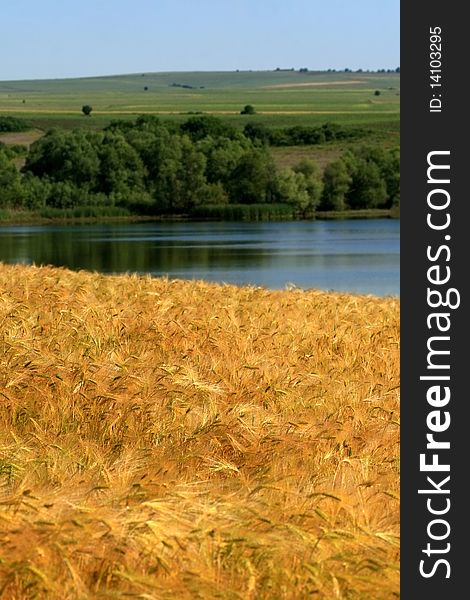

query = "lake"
[0,219,399,296]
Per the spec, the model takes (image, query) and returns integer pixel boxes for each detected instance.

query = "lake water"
[0,219,399,296]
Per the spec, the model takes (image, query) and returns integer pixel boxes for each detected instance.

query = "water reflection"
[0,220,399,296]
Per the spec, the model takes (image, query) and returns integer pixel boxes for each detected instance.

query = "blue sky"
[2,0,399,80]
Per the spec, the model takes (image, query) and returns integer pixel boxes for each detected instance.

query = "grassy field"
[0,263,399,599]
[0,70,400,137]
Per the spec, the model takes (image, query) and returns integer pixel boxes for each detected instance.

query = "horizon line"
[0,67,401,85]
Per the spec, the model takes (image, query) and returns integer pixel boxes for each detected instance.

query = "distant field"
[0,70,400,135]
[270,145,342,171]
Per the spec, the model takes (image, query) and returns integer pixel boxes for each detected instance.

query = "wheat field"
[0,263,399,599]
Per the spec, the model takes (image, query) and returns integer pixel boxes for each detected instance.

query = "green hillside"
[0,70,400,132]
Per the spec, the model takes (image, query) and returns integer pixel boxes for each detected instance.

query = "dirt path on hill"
[0,129,44,147]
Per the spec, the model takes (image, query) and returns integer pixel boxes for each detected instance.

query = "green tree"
[275,160,323,217]
[320,159,351,211]
[150,134,207,213]
[98,131,146,198]
[293,160,323,214]
[174,136,207,211]
[346,157,387,209]
[275,168,310,211]
[228,149,275,204]
[240,104,256,115]
[347,146,399,208]
[380,149,400,207]
[24,129,101,189]
[82,105,93,116]
[0,149,23,208]
[197,136,249,185]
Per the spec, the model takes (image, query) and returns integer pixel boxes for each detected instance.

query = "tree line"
[0,115,399,218]
[243,121,366,146]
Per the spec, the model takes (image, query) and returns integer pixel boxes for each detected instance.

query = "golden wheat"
[0,262,399,599]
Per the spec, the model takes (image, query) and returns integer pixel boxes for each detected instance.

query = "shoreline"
[0,207,398,226]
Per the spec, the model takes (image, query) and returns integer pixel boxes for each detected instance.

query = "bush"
[0,116,31,132]
[243,123,270,144]
[6,144,28,157]
[180,115,237,141]
[285,126,325,145]
[20,174,51,210]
